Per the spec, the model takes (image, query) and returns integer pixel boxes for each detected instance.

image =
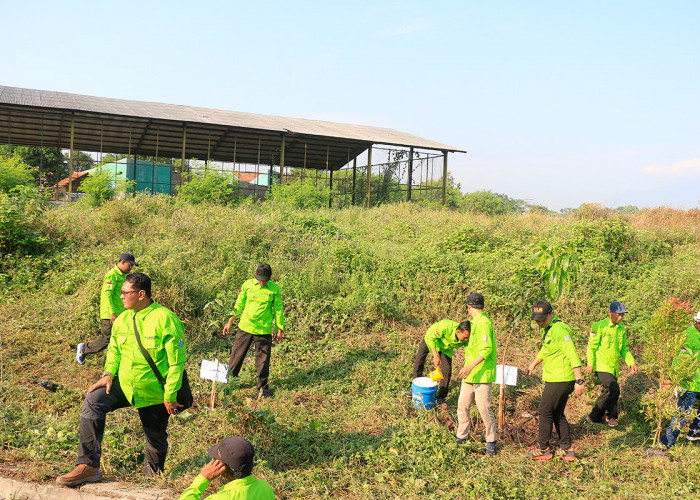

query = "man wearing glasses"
[57,272,187,487]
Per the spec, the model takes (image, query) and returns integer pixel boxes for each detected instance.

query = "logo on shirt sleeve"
[564,336,571,342]
[178,338,184,347]
[105,282,113,288]
[589,331,596,336]
[482,336,487,341]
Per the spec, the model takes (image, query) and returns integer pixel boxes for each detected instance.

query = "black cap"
[255,264,272,281]
[208,436,255,474]
[466,292,485,309]
[531,300,553,321]
[119,252,138,266]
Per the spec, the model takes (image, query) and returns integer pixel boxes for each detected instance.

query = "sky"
[3,1,699,210]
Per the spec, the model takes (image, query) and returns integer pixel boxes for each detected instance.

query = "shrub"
[463,190,524,215]
[0,188,49,256]
[176,170,240,205]
[78,168,134,206]
[0,154,35,192]
[267,178,330,209]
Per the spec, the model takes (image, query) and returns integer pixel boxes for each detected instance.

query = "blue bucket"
[411,376,438,410]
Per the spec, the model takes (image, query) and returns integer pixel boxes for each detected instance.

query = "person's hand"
[630,364,639,375]
[88,374,112,394]
[574,383,585,397]
[222,322,232,336]
[432,354,441,368]
[110,313,117,324]
[458,364,473,379]
[200,459,227,480]
[274,330,285,342]
[585,365,593,375]
[165,401,184,415]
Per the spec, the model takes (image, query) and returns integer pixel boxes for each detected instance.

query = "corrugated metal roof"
[0,85,465,171]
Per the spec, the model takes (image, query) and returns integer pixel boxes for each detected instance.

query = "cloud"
[643,158,700,177]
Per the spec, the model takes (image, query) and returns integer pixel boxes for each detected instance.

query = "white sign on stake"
[200,359,229,383]
[496,364,518,386]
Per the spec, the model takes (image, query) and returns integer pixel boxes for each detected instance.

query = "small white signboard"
[200,359,229,383]
[496,365,518,386]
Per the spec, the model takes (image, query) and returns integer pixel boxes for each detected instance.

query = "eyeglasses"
[120,290,140,296]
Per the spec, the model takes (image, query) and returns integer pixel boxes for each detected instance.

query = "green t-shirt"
[423,319,466,357]
[536,316,582,382]
[235,279,284,336]
[178,474,274,500]
[586,317,635,377]
[104,302,186,408]
[673,325,700,392]
[463,312,497,384]
[99,265,126,320]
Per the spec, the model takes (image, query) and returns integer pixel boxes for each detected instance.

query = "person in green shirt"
[411,319,471,403]
[455,293,498,456]
[57,272,186,488]
[76,252,138,364]
[223,264,284,398]
[660,311,700,448]
[586,301,638,427]
[179,436,274,500]
[525,301,585,461]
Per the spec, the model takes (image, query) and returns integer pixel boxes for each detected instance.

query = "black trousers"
[412,339,452,400]
[537,381,575,450]
[228,329,272,390]
[589,371,620,422]
[83,319,113,356]
[77,377,170,474]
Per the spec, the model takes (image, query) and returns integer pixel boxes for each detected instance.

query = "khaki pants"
[456,382,497,443]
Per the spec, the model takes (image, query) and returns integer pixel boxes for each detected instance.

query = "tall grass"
[2,196,700,498]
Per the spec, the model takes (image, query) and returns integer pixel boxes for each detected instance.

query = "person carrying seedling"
[179,436,274,499]
[222,264,284,398]
[659,311,700,449]
[586,301,638,427]
[525,301,585,461]
[455,292,498,456]
[76,253,138,364]
[411,319,471,404]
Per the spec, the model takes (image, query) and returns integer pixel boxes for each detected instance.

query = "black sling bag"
[133,316,193,411]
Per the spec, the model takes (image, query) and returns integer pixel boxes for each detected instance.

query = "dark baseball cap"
[255,264,272,281]
[208,436,255,474]
[609,301,627,314]
[119,252,138,266]
[531,300,553,321]
[466,292,485,309]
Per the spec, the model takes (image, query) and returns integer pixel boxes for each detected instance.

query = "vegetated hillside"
[1,195,700,499]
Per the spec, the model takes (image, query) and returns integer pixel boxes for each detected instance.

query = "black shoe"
[435,398,445,405]
[261,387,275,398]
[686,429,700,442]
[455,437,466,445]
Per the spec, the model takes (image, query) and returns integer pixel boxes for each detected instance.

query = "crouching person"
[57,272,186,487]
[179,436,274,499]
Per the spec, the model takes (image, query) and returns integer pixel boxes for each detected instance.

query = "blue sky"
[4,1,699,210]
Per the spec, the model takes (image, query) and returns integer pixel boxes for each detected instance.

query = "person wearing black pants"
[526,301,586,461]
[228,329,273,392]
[412,338,453,400]
[589,372,620,423]
[77,378,170,475]
[537,380,575,452]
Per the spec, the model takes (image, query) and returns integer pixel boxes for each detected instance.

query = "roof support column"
[328,170,333,208]
[407,147,414,202]
[180,123,187,187]
[279,134,285,187]
[67,113,75,203]
[442,150,448,206]
[366,145,372,208]
[352,157,357,206]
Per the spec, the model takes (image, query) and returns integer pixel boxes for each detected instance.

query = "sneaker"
[528,446,553,460]
[605,416,619,427]
[76,343,86,365]
[555,447,576,461]
[435,398,446,405]
[485,441,497,456]
[686,429,700,442]
[261,387,275,398]
[455,437,467,445]
[56,464,101,487]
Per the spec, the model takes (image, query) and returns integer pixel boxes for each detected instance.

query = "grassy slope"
[2,197,700,499]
